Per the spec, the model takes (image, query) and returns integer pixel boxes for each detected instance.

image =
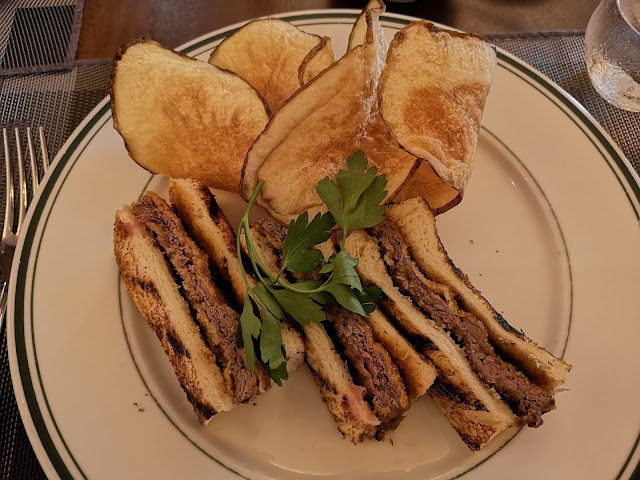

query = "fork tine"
[39,127,50,173]
[14,128,27,233]
[26,127,38,191]
[2,129,14,245]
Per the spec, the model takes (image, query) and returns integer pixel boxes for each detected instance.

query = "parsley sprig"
[236,151,386,385]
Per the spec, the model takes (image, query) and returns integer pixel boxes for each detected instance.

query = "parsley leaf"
[293,280,335,305]
[330,251,362,292]
[316,150,388,236]
[325,282,366,315]
[359,284,383,303]
[260,310,286,369]
[252,282,283,319]
[239,294,262,372]
[282,211,335,273]
[270,287,326,325]
[265,356,289,387]
[318,253,336,274]
[357,285,383,315]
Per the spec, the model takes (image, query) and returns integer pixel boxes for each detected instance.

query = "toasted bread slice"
[241,43,417,224]
[348,0,385,50]
[131,192,270,399]
[209,19,334,112]
[378,22,496,193]
[364,309,437,402]
[114,207,234,423]
[344,230,515,449]
[387,198,571,390]
[249,222,380,441]
[298,36,334,86]
[168,179,245,304]
[168,178,305,372]
[111,39,269,192]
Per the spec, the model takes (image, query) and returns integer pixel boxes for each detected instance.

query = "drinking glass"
[585,0,640,111]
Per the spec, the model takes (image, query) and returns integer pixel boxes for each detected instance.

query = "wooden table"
[77,0,601,59]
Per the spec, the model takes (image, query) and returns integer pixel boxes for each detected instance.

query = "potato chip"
[378,22,497,192]
[210,19,334,111]
[111,39,269,192]
[392,162,462,213]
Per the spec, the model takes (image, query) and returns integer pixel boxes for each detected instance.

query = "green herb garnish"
[236,151,387,385]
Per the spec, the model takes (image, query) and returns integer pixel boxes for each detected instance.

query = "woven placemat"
[0,31,639,479]
[0,0,84,76]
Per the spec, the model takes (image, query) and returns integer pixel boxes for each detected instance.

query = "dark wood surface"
[77,0,600,59]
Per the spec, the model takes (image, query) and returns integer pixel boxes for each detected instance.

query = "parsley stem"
[270,265,287,285]
[237,181,267,292]
[236,223,251,292]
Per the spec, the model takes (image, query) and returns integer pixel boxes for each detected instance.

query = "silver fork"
[0,127,50,326]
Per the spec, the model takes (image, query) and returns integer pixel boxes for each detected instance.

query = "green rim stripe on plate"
[12,12,640,480]
[617,433,640,480]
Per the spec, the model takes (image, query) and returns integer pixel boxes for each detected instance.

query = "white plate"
[7,10,640,480]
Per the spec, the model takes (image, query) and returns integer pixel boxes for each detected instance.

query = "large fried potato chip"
[111,39,269,192]
[378,21,497,192]
[209,19,334,112]
[241,43,417,224]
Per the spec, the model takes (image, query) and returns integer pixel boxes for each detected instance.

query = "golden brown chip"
[110,39,269,192]
[209,19,334,112]
[378,21,497,192]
